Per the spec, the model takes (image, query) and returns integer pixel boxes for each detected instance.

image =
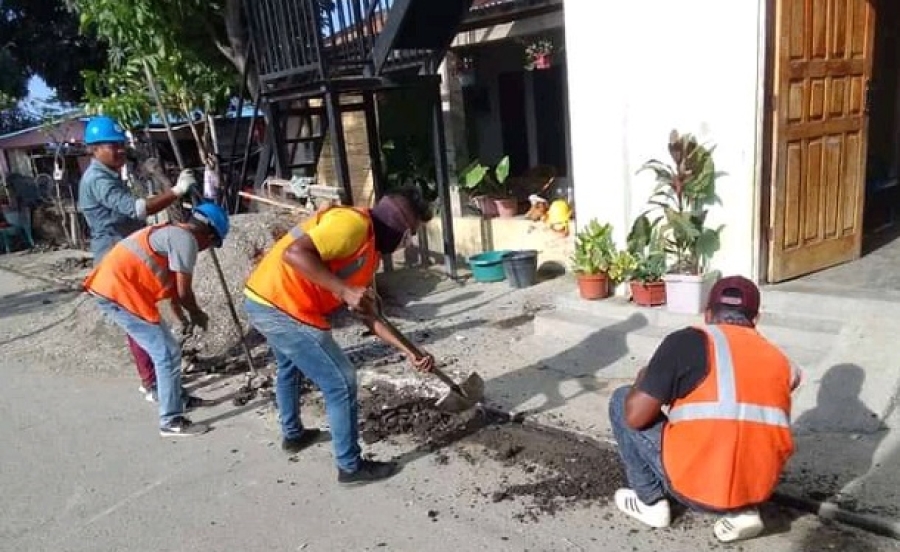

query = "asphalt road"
[1,266,898,552]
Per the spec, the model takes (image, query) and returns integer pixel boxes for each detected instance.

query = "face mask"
[371,197,413,254]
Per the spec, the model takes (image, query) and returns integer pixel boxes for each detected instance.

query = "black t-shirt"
[637,327,709,404]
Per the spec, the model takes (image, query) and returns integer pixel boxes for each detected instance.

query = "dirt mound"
[48,256,92,275]
[358,383,625,519]
[472,424,625,519]
[359,384,494,447]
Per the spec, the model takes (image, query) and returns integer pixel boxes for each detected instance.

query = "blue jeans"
[96,297,184,427]
[609,385,669,504]
[245,299,361,472]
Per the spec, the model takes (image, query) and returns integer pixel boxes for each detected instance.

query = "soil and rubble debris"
[355,382,625,519]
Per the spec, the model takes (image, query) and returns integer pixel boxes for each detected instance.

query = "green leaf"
[495,155,510,184]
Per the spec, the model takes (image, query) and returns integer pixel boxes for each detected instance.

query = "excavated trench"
[353,382,627,519]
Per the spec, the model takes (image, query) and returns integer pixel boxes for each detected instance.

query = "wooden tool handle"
[374,313,464,393]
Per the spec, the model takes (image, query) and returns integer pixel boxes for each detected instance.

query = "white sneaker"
[614,488,671,528]
[714,509,764,542]
[138,385,158,403]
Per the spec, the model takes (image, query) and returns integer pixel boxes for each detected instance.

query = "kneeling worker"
[84,203,230,437]
[244,188,436,486]
[609,276,800,542]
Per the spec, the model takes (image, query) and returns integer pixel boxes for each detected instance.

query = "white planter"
[662,272,719,315]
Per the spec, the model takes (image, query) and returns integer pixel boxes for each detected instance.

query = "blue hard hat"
[191,202,230,248]
[84,116,127,145]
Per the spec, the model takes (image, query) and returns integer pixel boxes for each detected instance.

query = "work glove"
[188,309,210,332]
[173,169,197,197]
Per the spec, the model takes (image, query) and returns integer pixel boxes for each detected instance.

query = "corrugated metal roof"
[472,0,517,9]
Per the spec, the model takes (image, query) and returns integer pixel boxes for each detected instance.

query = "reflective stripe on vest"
[120,234,172,289]
[288,225,367,279]
[667,325,790,428]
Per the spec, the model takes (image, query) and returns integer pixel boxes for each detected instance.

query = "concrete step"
[539,294,836,369]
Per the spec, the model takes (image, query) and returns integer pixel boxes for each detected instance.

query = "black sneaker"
[160,416,209,437]
[282,429,323,454]
[337,459,398,486]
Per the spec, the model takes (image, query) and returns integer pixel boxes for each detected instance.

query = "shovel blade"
[435,372,485,413]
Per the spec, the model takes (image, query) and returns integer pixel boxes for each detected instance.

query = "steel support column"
[431,82,458,279]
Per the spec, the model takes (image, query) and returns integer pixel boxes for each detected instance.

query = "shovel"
[371,308,484,414]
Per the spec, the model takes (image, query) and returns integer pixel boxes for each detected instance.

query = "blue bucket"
[469,250,511,283]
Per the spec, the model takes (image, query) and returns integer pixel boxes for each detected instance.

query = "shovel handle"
[373,313,465,394]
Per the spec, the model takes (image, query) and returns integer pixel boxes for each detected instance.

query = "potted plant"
[632,130,725,314]
[607,249,638,297]
[458,156,518,218]
[625,216,668,307]
[524,38,555,70]
[571,219,617,300]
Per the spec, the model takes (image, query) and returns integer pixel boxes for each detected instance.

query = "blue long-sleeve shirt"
[78,159,148,262]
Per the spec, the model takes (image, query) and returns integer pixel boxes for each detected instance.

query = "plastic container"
[662,272,719,314]
[469,250,511,283]
[502,250,539,289]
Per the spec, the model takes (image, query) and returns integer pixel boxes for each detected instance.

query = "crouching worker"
[83,203,230,437]
[609,276,800,542]
[244,188,436,486]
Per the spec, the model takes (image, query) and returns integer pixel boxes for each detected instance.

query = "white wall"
[564,1,766,279]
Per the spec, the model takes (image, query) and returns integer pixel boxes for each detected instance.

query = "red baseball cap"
[706,275,761,317]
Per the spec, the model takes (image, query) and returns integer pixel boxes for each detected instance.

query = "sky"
[28,76,55,101]
[20,75,68,116]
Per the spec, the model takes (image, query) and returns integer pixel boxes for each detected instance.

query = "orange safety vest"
[661,324,794,511]
[83,224,175,324]
[244,206,379,330]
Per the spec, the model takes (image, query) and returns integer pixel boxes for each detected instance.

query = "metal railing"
[245,0,433,85]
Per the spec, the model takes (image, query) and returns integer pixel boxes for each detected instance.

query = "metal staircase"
[244,0,473,194]
[242,0,473,275]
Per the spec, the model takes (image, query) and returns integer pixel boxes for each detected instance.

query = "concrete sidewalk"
[512,284,900,524]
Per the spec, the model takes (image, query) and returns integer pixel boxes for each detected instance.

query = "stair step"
[284,136,325,144]
[532,309,830,370]
[284,107,326,117]
[554,293,843,336]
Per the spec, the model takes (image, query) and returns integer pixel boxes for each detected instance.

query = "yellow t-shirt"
[245,208,370,306]
[305,208,369,261]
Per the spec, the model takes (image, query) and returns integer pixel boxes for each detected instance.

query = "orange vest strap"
[668,325,790,428]
[120,232,172,289]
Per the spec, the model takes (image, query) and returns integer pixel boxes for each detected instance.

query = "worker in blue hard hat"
[83,202,230,437]
[78,114,199,404]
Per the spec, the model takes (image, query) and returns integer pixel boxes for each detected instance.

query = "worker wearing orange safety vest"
[243,188,436,486]
[608,276,801,543]
[84,203,230,438]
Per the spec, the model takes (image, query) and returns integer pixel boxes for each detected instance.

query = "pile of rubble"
[183,211,298,358]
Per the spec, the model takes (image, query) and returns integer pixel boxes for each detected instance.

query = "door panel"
[768,0,875,282]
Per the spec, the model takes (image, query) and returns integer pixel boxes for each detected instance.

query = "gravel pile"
[182,212,297,358]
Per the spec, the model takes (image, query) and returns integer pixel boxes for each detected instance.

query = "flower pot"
[533,53,552,70]
[469,250,511,283]
[577,273,610,300]
[470,195,499,218]
[662,272,719,314]
[494,197,519,218]
[630,281,667,307]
